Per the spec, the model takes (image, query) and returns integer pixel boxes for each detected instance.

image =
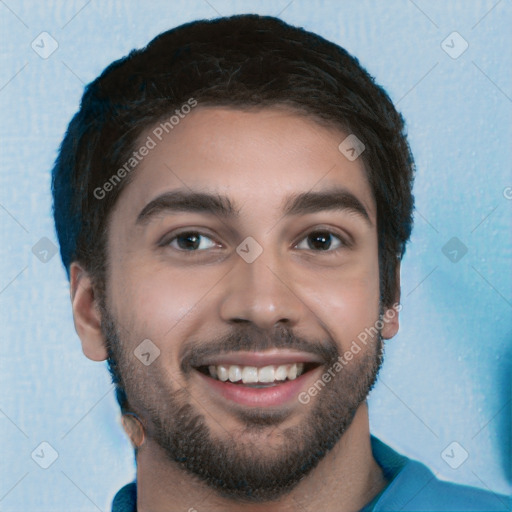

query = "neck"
[135,403,386,512]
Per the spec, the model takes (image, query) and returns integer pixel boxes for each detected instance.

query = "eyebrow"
[136,187,372,226]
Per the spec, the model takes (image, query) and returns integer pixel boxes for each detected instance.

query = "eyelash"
[160,228,349,255]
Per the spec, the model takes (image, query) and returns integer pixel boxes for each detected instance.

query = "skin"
[70,107,400,512]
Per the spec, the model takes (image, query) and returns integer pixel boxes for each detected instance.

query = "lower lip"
[196,368,321,408]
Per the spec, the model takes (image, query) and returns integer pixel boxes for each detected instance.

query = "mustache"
[180,325,339,374]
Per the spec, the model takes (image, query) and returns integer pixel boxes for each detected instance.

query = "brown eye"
[295,230,345,252]
[164,231,218,251]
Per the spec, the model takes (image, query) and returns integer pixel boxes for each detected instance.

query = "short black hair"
[52,13,414,317]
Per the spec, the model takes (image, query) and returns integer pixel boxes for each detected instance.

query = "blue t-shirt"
[111,435,510,511]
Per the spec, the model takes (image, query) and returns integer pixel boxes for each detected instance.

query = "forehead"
[110,106,376,224]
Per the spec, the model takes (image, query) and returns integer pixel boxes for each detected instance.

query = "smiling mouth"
[195,362,320,387]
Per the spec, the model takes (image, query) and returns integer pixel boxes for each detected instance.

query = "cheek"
[304,255,381,350]
[108,265,209,397]
[109,260,218,348]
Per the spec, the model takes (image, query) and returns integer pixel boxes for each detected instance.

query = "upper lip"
[195,349,323,367]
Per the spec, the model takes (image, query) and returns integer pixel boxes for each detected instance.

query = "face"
[93,107,397,501]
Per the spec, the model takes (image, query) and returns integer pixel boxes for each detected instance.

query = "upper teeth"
[208,363,305,384]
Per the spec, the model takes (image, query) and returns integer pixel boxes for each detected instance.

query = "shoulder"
[111,482,137,512]
[403,473,511,511]
[370,436,510,511]
[376,459,510,511]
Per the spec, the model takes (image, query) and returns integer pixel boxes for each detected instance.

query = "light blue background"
[1,1,510,510]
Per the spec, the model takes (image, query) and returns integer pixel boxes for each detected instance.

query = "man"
[51,14,509,512]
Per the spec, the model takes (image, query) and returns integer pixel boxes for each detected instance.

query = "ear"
[381,260,401,340]
[70,261,108,361]
[122,413,146,449]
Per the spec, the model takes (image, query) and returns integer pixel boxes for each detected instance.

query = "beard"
[100,301,384,503]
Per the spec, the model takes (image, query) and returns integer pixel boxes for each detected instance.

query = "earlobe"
[122,413,146,449]
[70,262,108,361]
[381,261,401,340]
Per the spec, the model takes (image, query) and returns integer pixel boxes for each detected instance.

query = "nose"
[219,245,305,331]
